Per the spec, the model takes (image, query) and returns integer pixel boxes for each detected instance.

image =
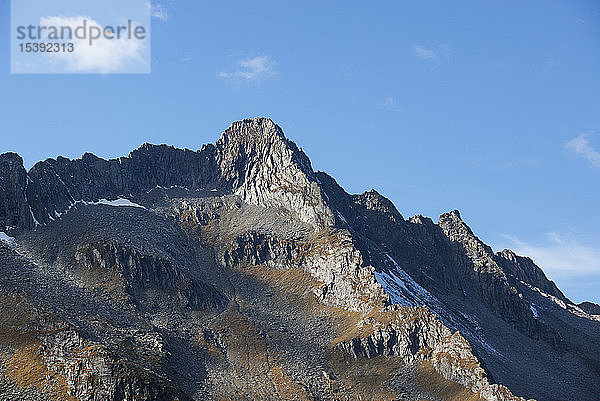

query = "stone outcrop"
[336,307,530,401]
[74,242,228,311]
[0,293,189,401]
[214,118,335,228]
[0,153,33,230]
[218,229,387,313]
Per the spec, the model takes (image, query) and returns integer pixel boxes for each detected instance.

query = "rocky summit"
[0,118,598,401]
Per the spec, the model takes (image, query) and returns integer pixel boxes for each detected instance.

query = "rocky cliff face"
[494,249,568,303]
[214,118,335,228]
[0,153,33,230]
[436,211,563,345]
[0,117,598,401]
[73,242,227,311]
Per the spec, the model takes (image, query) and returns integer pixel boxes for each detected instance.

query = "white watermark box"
[11,0,151,74]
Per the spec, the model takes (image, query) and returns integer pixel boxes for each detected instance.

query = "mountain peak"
[218,117,285,146]
[0,152,24,166]
[214,117,334,228]
[440,209,462,221]
[354,189,404,221]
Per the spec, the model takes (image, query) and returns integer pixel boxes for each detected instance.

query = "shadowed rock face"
[74,242,228,311]
[494,249,568,302]
[0,153,33,230]
[0,117,598,401]
[579,301,600,315]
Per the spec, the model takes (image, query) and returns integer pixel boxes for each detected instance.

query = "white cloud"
[149,3,168,21]
[382,96,403,112]
[501,232,600,279]
[566,133,600,167]
[414,46,438,60]
[40,16,147,74]
[218,56,277,84]
[413,44,453,61]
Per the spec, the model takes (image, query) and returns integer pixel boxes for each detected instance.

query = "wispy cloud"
[149,3,169,21]
[501,232,600,278]
[382,96,403,112]
[414,46,438,60]
[40,16,147,74]
[218,56,277,84]
[413,44,453,61]
[566,133,600,167]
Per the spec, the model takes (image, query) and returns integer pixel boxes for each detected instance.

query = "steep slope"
[315,170,600,400]
[0,117,598,400]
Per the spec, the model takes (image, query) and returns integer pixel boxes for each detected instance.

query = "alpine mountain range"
[0,118,598,401]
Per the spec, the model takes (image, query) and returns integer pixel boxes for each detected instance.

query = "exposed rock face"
[0,117,598,401]
[5,118,333,231]
[579,301,600,315]
[74,242,227,311]
[219,229,387,313]
[214,118,335,228]
[338,308,452,362]
[335,308,526,401]
[24,145,218,226]
[437,211,562,344]
[494,249,567,302]
[0,291,189,401]
[0,153,33,230]
[41,327,188,401]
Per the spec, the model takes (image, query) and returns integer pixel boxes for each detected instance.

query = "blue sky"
[1,0,599,303]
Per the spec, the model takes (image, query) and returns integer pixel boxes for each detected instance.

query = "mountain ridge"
[1,117,598,401]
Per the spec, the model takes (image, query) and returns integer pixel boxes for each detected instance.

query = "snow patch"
[336,211,350,229]
[530,304,539,319]
[29,205,39,226]
[479,337,501,356]
[459,314,501,356]
[51,197,145,220]
[93,198,145,208]
[520,280,600,322]
[378,254,502,357]
[0,232,15,245]
[375,254,442,309]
